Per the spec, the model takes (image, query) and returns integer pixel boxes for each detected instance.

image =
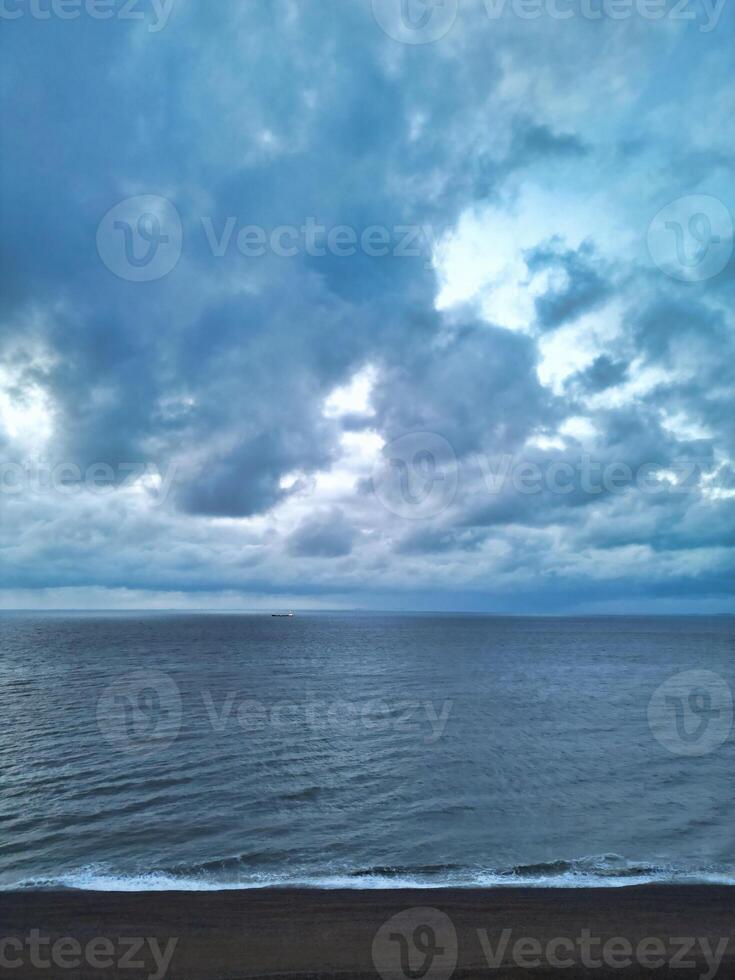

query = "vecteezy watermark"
[0,459,177,502]
[0,931,178,979]
[96,195,436,282]
[97,669,183,756]
[473,454,727,497]
[475,928,729,977]
[371,0,459,44]
[370,437,730,520]
[647,194,734,282]
[0,0,176,31]
[97,195,183,282]
[372,908,458,980]
[371,433,459,520]
[372,908,730,979]
[201,216,436,262]
[202,693,453,743]
[648,670,733,757]
[371,0,728,43]
[97,671,454,755]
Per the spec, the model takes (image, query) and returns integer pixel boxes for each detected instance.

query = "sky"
[1,0,734,613]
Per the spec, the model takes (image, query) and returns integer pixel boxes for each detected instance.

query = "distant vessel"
[272,611,294,618]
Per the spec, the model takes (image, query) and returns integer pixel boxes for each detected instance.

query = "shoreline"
[2,884,734,978]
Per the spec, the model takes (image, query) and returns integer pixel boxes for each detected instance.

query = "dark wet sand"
[2,885,734,978]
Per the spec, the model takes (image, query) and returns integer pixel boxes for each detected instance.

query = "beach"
[2,885,734,978]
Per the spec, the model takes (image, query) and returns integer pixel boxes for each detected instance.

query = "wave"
[8,854,735,892]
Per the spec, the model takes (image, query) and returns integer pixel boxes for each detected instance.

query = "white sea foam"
[8,862,735,893]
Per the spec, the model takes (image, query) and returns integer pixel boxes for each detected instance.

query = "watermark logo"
[97,669,182,756]
[201,216,434,261]
[0,459,177,502]
[0,0,176,31]
[648,669,733,756]
[371,0,727,40]
[203,695,453,743]
[96,195,183,282]
[371,432,458,520]
[372,908,458,980]
[0,931,177,979]
[647,195,733,282]
[371,0,458,44]
[475,927,729,975]
[97,204,432,276]
[97,687,452,750]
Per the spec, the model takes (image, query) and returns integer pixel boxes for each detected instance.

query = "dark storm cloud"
[287,509,356,558]
[526,239,613,331]
[572,356,629,394]
[470,120,588,199]
[371,321,552,457]
[396,527,487,555]
[2,0,523,512]
[631,293,730,366]
[509,121,588,169]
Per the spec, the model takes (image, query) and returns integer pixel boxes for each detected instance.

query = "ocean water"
[1,612,734,892]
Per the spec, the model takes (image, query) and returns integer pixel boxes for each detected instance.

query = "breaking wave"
[9,854,735,892]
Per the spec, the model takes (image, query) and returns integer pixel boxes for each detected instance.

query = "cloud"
[287,508,356,558]
[572,355,629,393]
[526,238,613,331]
[0,2,733,611]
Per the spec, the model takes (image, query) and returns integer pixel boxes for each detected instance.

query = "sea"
[1,612,734,892]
